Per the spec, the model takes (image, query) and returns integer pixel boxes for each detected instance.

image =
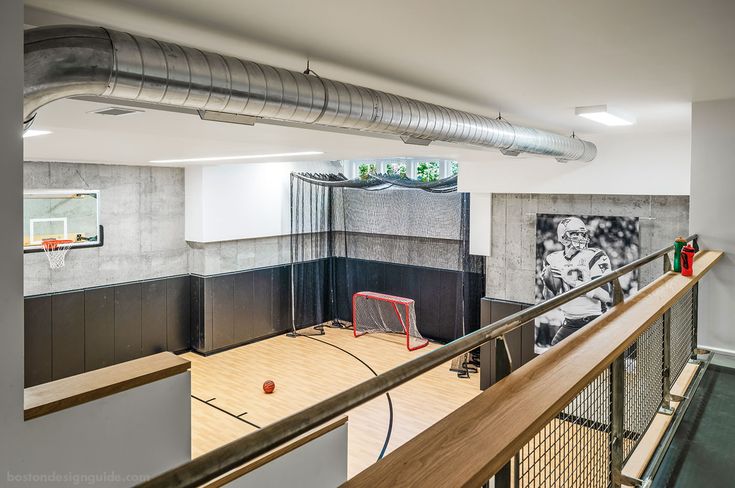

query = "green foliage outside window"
[416,161,440,182]
[450,161,459,175]
[385,162,408,178]
[358,163,377,180]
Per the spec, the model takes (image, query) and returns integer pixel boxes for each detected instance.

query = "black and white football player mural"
[535,214,640,353]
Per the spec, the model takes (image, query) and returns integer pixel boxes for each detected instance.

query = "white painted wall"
[223,423,348,488]
[690,99,735,355]
[17,373,191,487]
[458,130,691,195]
[2,4,191,485]
[469,193,492,256]
[185,161,341,242]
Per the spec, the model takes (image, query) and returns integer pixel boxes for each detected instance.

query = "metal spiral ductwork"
[24,25,597,162]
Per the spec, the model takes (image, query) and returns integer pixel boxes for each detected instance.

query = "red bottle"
[681,245,695,276]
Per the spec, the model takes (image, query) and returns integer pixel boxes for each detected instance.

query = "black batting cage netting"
[288,171,485,351]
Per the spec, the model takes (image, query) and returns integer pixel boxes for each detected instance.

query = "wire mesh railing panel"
[518,369,611,488]
[622,316,664,460]
[670,289,694,383]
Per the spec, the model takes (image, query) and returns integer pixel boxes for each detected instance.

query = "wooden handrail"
[342,250,723,488]
[24,352,190,421]
[139,236,702,488]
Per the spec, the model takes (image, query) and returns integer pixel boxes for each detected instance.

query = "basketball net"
[42,239,73,269]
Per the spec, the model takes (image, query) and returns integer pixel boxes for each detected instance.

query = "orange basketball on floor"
[263,380,275,394]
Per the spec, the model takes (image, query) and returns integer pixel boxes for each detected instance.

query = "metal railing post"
[494,336,514,488]
[659,308,674,415]
[611,355,625,488]
[691,283,699,361]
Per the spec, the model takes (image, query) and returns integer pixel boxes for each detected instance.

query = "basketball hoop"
[41,239,73,269]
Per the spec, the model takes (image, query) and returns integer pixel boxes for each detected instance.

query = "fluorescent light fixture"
[575,105,635,126]
[23,129,52,138]
[150,151,324,164]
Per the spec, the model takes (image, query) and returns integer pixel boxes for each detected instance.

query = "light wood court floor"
[184,328,481,476]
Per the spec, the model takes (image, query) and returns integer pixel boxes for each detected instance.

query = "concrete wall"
[188,235,294,276]
[486,193,690,303]
[690,99,735,355]
[192,187,468,275]
[24,162,189,296]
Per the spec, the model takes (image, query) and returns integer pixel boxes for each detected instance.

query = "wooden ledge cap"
[24,352,190,421]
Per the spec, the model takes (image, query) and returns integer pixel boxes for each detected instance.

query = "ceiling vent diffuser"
[89,107,143,116]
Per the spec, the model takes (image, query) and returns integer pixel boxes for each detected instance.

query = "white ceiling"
[23,0,735,166]
[25,98,499,166]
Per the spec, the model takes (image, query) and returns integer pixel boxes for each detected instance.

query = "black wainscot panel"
[114,283,143,363]
[166,276,190,352]
[24,296,52,387]
[142,280,167,356]
[52,291,85,380]
[84,287,115,371]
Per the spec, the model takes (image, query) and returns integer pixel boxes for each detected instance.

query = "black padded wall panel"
[166,276,190,352]
[233,272,255,343]
[114,283,142,363]
[418,267,443,340]
[84,288,115,371]
[24,296,52,387]
[141,280,167,356]
[211,275,235,350]
[190,275,206,352]
[333,258,483,343]
[252,268,273,338]
[25,275,192,387]
[273,265,292,332]
[52,291,85,380]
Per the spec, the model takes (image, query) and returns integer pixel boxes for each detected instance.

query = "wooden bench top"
[24,352,190,421]
[343,250,723,488]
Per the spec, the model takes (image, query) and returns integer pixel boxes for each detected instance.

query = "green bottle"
[673,237,687,272]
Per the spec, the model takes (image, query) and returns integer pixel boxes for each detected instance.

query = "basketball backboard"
[23,190,103,253]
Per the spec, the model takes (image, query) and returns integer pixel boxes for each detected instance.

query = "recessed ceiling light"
[575,105,635,126]
[23,129,52,138]
[149,151,324,164]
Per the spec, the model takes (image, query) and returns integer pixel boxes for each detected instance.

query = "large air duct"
[24,25,596,162]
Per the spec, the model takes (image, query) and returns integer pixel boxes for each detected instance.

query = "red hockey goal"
[352,291,429,351]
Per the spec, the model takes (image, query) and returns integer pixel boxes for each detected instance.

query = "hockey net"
[352,291,429,351]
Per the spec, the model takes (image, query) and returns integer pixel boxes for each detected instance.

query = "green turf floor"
[651,363,735,488]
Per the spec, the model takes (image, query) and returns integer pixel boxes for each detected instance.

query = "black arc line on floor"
[192,394,262,429]
[304,335,394,461]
